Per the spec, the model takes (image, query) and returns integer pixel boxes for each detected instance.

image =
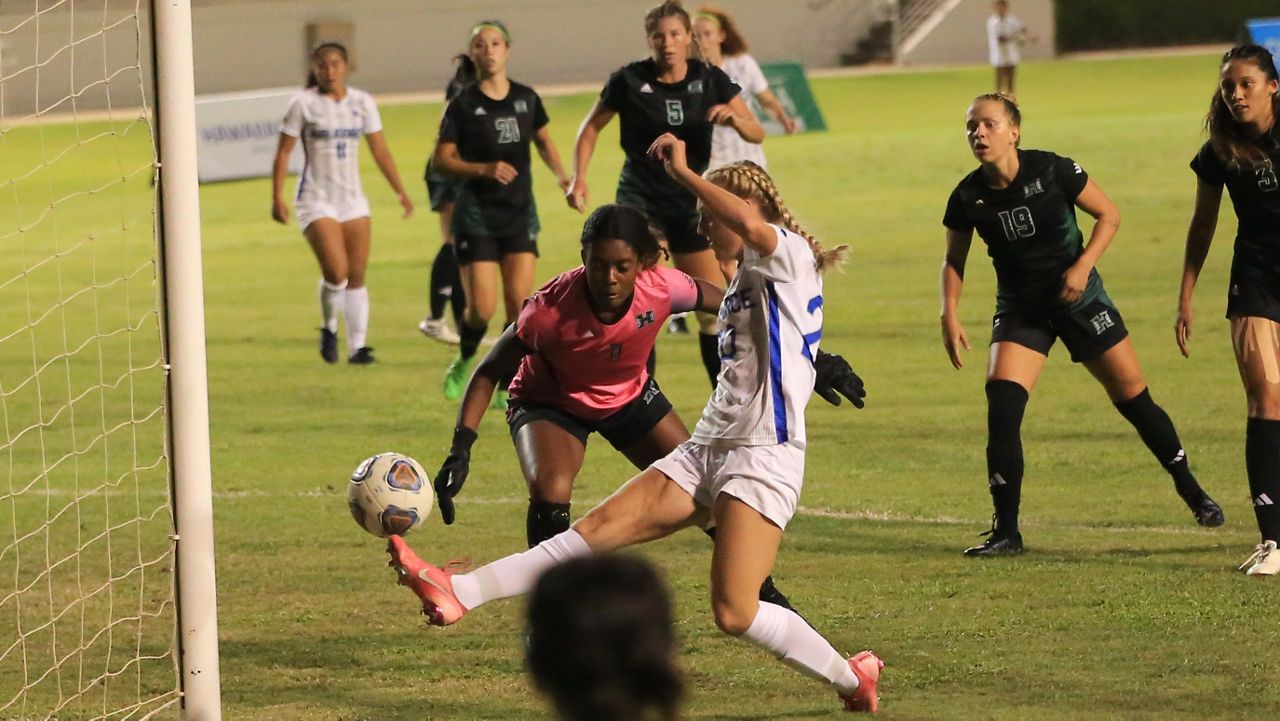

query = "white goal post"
[152,0,223,718]
[0,0,221,717]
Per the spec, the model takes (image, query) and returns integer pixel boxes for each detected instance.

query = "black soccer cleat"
[963,530,1025,557]
[348,346,376,365]
[319,328,338,364]
[1185,491,1225,528]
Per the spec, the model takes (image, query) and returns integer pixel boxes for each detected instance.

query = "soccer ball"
[347,452,433,537]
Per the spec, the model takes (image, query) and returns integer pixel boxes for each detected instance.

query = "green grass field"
[5,51,1280,719]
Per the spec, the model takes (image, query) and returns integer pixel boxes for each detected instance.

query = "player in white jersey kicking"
[386,132,884,713]
[272,41,414,365]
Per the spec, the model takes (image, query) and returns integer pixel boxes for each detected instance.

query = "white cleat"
[1239,540,1279,577]
[418,317,461,345]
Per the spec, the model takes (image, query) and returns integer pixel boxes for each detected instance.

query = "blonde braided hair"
[703,161,848,271]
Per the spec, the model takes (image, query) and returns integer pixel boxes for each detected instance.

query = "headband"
[470,22,510,43]
[695,12,723,28]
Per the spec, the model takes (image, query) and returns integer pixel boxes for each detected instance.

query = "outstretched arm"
[707,95,765,143]
[365,131,414,218]
[270,133,297,224]
[533,126,572,194]
[567,98,616,212]
[433,325,531,524]
[648,133,777,256]
[940,228,973,369]
[1176,179,1224,357]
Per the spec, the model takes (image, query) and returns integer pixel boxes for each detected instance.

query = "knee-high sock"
[318,278,346,332]
[986,380,1028,534]
[743,601,859,695]
[428,247,459,321]
[450,529,591,610]
[1247,418,1280,543]
[344,286,369,351]
[699,332,721,389]
[459,319,488,361]
[1114,388,1200,496]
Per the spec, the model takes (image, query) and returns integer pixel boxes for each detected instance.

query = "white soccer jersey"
[987,13,1023,67]
[280,86,382,207]
[691,225,823,447]
[709,53,769,171]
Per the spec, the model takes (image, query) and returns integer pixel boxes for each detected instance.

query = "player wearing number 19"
[434,21,571,404]
[940,94,1223,557]
[272,41,415,365]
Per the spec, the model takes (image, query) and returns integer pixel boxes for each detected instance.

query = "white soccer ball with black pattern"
[347,452,433,537]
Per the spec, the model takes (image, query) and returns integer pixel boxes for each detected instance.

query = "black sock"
[986,380,1028,535]
[428,246,459,320]
[447,249,466,330]
[459,319,488,360]
[1247,418,1280,543]
[698,332,720,389]
[702,527,799,615]
[527,500,571,547]
[1114,388,1202,500]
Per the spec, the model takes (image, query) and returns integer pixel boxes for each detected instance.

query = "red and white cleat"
[386,535,468,626]
[839,650,884,713]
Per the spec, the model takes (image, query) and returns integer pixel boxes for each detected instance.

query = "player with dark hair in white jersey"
[272,41,414,365]
[386,133,885,713]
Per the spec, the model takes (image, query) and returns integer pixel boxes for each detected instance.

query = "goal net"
[0,1,215,718]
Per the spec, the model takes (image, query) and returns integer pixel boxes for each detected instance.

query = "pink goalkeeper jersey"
[509,265,700,421]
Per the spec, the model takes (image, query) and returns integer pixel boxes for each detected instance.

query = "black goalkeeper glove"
[813,350,866,409]
[433,426,478,525]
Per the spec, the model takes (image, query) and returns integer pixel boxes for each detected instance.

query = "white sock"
[743,601,859,695]
[450,529,591,611]
[318,278,346,332]
[344,285,369,351]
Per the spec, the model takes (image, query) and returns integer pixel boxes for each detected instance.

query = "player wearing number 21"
[273,42,414,366]
[940,93,1224,558]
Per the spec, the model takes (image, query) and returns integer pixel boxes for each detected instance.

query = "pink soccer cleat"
[386,535,468,626]
[839,650,884,713]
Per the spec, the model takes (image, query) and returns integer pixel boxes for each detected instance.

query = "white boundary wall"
[1,0,886,116]
[898,0,1055,67]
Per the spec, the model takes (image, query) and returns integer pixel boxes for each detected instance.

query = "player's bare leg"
[514,420,587,546]
[710,494,881,712]
[305,218,348,363]
[1232,316,1280,575]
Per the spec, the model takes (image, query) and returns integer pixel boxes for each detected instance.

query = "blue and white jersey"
[281,86,382,207]
[692,225,823,448]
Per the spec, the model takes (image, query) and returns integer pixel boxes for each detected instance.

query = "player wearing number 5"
[273,42,414,365]
[567,1,763,389]
[941,94,1223,557]
[434,21,571,405]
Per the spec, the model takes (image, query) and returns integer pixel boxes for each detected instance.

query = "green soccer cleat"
[443,354,473,401]
[491,389,509,411]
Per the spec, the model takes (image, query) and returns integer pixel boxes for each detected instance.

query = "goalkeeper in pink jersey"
[432,203,864,610]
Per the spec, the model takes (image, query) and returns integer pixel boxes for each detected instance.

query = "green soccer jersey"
[1190,129,1280,293]
[439,81,548,239]
[600,59,739,219]
[943,149,1111,314]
